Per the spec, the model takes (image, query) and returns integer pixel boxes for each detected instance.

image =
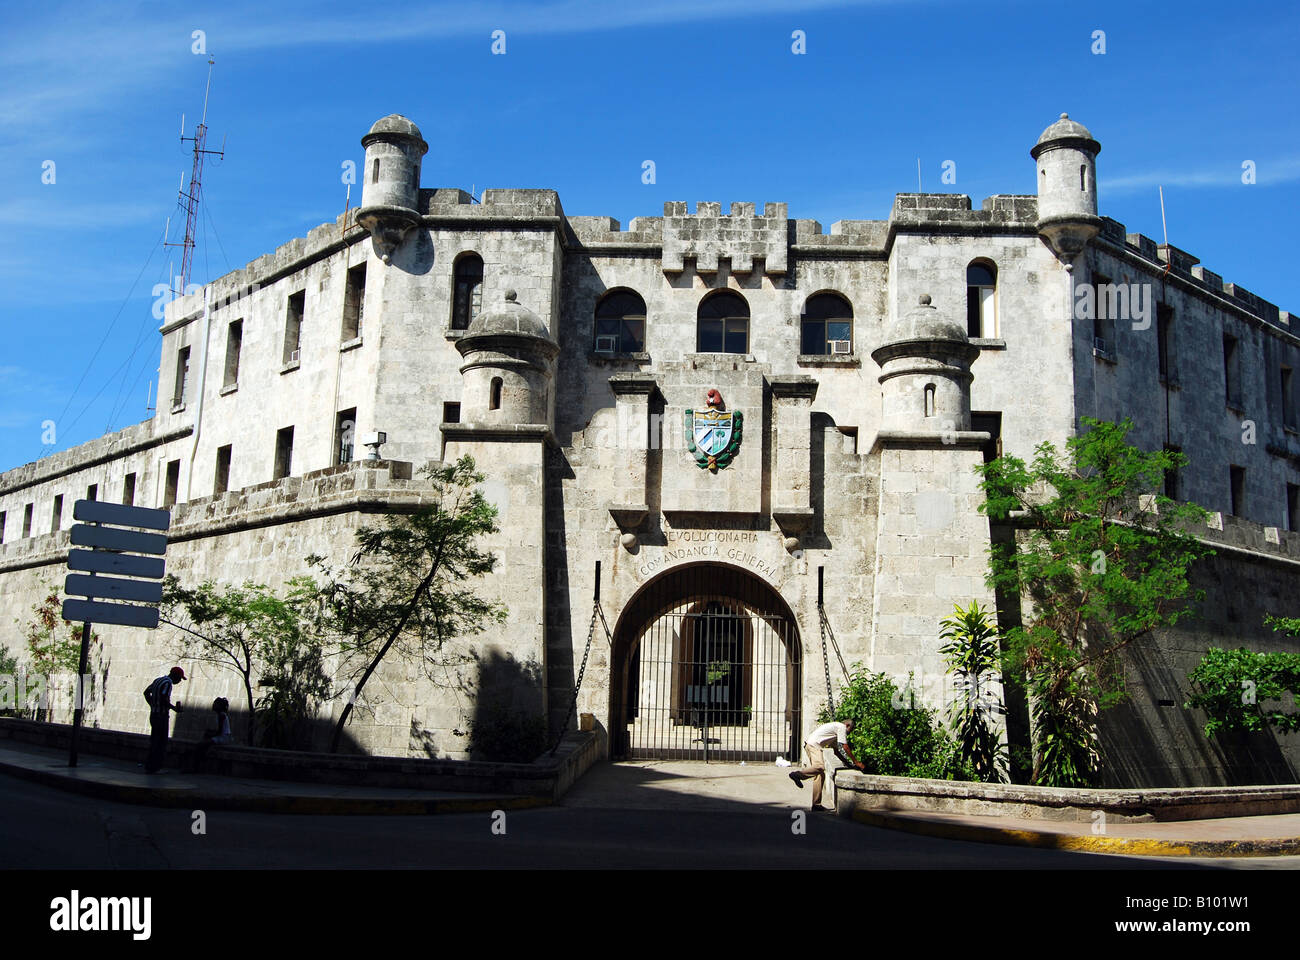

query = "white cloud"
[1102,157,1300,194]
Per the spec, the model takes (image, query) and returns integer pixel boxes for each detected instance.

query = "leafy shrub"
[1029,670,1100,788]
[1186,643,1300,737]
[820,669,975,781]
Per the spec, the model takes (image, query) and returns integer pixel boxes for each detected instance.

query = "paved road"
[5,760,1294,869]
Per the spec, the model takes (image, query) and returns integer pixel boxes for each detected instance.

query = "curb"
[0,758,553,816]
[847,807,1300,858]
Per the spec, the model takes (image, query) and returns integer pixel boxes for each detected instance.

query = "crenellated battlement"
[1095,216,1294,332]
[661,201,789,275]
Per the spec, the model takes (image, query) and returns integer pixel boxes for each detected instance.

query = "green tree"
[312,456,508,754]
[20,586,96,722]
[160,575,325,746]
[978,417,1212,786]
[1185,615,1300,737]
[938,601,1009,783]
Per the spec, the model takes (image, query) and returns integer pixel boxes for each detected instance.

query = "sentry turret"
[355,114,428,263]
[1032,113,1102,263]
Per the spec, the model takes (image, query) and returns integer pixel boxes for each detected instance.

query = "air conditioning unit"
[829,339,852,355]
[1093,337,1110,355]
[594,335,617,354]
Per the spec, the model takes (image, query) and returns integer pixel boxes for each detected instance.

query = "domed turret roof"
[466,289,555,342]
[1031,113,1100,158]
[363,114,427,146]
[881,294,969,347]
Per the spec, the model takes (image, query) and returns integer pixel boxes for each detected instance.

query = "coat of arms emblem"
[684,388,743,472]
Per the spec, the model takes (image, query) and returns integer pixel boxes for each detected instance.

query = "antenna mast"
[166,57,224,296]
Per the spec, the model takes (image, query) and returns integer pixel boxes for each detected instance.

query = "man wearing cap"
[788,718,863,811]
[143,667,186,774]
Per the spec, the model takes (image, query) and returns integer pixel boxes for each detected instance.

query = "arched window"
[924,383,936,418]
[697,292,749,354]
[452,253,484,331]
[801,293,854,355]
[594,289,646,354]
[966,260,997,338]
[489,376,503,411]
[372,159,380,184]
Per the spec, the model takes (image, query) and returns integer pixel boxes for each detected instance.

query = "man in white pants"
[789,719,863,811]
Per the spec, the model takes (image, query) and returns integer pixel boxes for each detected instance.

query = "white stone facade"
[1,113,1298,779]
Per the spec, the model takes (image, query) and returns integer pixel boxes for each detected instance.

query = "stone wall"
[1100,518,1300,787]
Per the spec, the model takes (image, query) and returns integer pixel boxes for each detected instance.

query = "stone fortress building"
[2,113,1299,785]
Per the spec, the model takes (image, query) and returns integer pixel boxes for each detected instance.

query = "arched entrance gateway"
[611,563,802,761]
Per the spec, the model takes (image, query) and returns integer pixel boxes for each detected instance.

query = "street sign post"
[63,500,171,767]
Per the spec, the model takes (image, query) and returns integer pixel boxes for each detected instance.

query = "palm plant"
[938,601,1009,783]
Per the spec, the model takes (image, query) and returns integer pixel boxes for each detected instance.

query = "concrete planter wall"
[834,769,1300,823]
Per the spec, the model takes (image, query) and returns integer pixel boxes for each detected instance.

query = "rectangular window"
[443,401,461,424]
[1289,483,1300,533]
[724,317,748,354]
[1229,465,1245,517]
[283,291,305,365]
[800,320,853,355]
[164,460,181,508]
[86,483,98,501]
[801,319,824,355]
[173,346,191,408]
[343,264,366,342]
[1163,444,1181,501]
[122,472,136,506]
[274,426,295,480]
[51,494,63,533]
[595,315,645,354]
[335,409,356,465]
[1282,366,1295,430]
[1091,273,1115,351]
[1156,303,1173,379]
[224,319,243,388]
[214,444,232,495]
[979,287,996,338]
[0,511,5,544]
[22,503,33,538]
[1224,334,1240,406]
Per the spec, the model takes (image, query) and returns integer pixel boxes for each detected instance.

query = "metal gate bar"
[623,564,800,761]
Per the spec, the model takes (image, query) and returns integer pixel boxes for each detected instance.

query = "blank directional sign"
[62,500,171,630]
[67,548,165,580]
[62,598,160,629]
[64,574,164,604]
[70,524,167,555]
[72,500,170,530]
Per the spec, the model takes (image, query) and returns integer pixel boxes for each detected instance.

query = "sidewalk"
[846,805,1300,858]
[0,740,550,816]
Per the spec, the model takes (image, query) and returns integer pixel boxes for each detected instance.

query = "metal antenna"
[165,57,224,296]
[1159,185,1171,276]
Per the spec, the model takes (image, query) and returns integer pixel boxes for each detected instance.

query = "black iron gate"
[619,564,801,761]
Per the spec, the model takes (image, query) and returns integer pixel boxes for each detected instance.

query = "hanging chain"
[819,604,835,715]
[549,601,602,755]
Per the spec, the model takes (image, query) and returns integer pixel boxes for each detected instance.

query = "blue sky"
[1,0,1296,471]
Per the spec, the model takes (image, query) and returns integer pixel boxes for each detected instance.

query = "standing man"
[789,718,863,811]
[143,666,185,773]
